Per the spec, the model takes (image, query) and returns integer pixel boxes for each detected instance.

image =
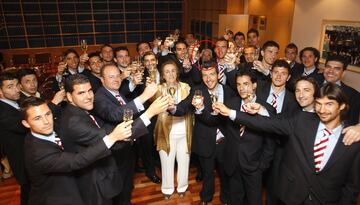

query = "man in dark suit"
[284,43,302,73]
[21,97,133,205]
[59,74,167,205]
[92,64,170,205]
[221,69,276,205]
[171,62,233,205]
[320,55,360,125]
[256,60,300,205]
[82,52,103,93]
[215,83,360,205]
[287,47,323,92]
[17,68,64,120]
[0,72,29,205]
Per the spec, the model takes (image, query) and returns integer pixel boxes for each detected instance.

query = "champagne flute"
[123,108,133,122]
[168,86,176,101]
[149,67,157,84]
[210,92,218,115]
[254,48,260,61]
[193,89,203,105]
[80,39,88,53]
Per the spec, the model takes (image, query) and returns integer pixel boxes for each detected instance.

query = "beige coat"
[154,82,193,155]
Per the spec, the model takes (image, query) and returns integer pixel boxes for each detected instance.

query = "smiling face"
[175,42,187,61]
[162,63,178,85]
[115,50,130,68]
[67,82,94,111]
[295,80,315,111]
[323,60,344,83]
[100,46,114,63]
[138,43,151,57]
[315,96,345,125]
[243,47,256,63]
[22,103,53,135]
[215,40,228,59]
[101,65,122,92]
[201,67,218,91]
[65,52,79,70]
[143,53,158,70]
[301,50,317,69]
[247,32,259,46]
[88,56,103,75]
[285,47,297,63]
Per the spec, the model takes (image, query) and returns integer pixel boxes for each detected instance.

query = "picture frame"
[319,20,360,71]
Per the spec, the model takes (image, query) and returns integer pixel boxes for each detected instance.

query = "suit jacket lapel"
[321,134,347,172]
[102,87,124,105]
[303,114,320,172]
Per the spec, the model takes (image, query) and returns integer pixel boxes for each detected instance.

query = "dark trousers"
[266,145,284,205]
[229,163,262,205]
[113,144,135,205]
[137,132,156,176]
[198,142,230,203]
[20,183,30,205]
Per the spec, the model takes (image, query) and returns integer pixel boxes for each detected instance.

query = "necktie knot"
[323,128,332,137]
[89,114,100,128]
[54,137,64,150]
[115,94,125,105]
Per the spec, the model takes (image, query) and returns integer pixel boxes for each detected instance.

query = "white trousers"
[159,135,190,195]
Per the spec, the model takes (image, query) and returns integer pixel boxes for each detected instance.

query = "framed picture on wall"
[319,20,360,68]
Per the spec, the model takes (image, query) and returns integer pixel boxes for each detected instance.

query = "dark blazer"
[59,104,123,205]
[223,97,276,175]
[175,84,238,158]
[92,86,148,138]
[339,82,360,125]
[287,65,323,92]
[233,111,360,205]
[0,101,28,185]
[82,69,102,93]
[24,133,111,205]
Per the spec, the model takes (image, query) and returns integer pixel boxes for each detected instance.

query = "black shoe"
[195,172,203,182]
[146,174,161,184]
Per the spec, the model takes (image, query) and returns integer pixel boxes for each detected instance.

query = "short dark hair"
[325,55,349,71]
[236,69,257,84]
[20,97,46,120]
[295,76,320,98]
[216,37,228,46]
[262,40,279,50]
[0,72,17,88]
[101,44,113,51]
[136,41,151,53]
[247,28,259,37]
[160,60,180,83]
[88,52,101,59]
[201,60,218,74]
[62,48,79,59]
[17,68,37,82]
[317,82,349,121]
[65,74,90,93]
[285,43,298,53]
[143,51,156,60]
[113,46,129,56]
[234,31,245,40]
[299,47,320,66]
[175,41,187,48]
[272,59,290,74]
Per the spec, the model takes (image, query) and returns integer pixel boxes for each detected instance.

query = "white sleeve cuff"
[229,110,236,121]
[140,114,151,126]
[133,97,145,112]
[102,135,113,148]
[128,81,136,92]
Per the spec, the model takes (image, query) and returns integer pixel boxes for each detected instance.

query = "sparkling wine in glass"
[149,68,157,83]
[80,39,88,53]
[168,86,176,99]
[210,92,218,115]
[123,108,133,122]
[193,90,203,105]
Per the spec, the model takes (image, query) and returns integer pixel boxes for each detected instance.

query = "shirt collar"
[21,90,41,98]
[303,66,316,75]
[270,85,286,97]
[31,131,57,143]
[104,87,120,97]
[324,80,341,86]
[318,122,343,137]
[0,98,20,109]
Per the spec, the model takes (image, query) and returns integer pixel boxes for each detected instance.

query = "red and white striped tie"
[218,64,225,84]
[115,94,125,106]
[89,114,100,128]
[314,128,332,172]
[54,137,64,150]
[239,104,247,137]
[271,93,278,110]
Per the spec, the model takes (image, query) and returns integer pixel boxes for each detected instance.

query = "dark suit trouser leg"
[113,144,135,205]
[266,146,283,205]
[139,132,156,176]
[199,153,215,202]
[215,142,230,204]
[229,165,245,205]
[20,183,30,205]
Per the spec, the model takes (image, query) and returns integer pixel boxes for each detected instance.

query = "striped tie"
[218,64,225,84]
[314,128,332,172]
[271,93,278,110]
[115,94,125,105]
[239,104,247,137]
[54,137,64,150]
[89,114,100,128]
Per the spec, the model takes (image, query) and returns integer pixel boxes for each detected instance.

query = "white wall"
[291,0,360,49]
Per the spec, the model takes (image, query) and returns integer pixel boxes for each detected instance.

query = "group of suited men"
[0,29,360,205]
